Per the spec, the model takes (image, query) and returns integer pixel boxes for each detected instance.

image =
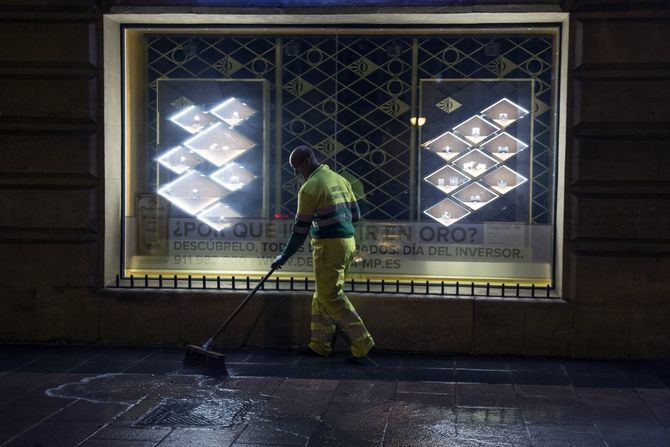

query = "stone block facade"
[0,0,668,358]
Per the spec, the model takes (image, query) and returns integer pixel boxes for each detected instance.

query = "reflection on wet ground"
[0,345,669,446]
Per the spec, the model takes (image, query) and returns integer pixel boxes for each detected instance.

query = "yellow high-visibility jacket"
[281,164,360,259]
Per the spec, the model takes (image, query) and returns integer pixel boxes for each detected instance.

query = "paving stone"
[156,426,244,446]
[308,402,391,446]
[220,377,283,394]
[0,405,64,432]
[527,424,605,447]
[47,399,129,424]
[259,389,332,419]
[513,384,576,399]
[454,355,508,370]
[396,381,454,395]
[596,421,670,447]
[636,388,670,428]
[15,348,103,373]
[279,377,340,392]
[456,383,518,408]
[506,357,565,373]
[455,407,524,426]
[5,383,76,409]
[3,422,102,447]
[519,396,591,425]
[455,369,511,384]
[620,370,667,388]
[227,363,297,378]
[81,439,159,446]
[125,361,196,375]
[510,370,572,386]
[393,391,455,407]
[70,359,137,374]
[455,421,530,446]
[236,421,311,445]
[245,350,302,364]
[399,367,454,382]
[331,380,396,404]
[402,354,454,369]
[92,426,171,442]
[384,400,455,446]
[576,387,659,425]
[570,372,632,388]
[0,372,52,394]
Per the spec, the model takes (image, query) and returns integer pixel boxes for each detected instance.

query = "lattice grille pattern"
[146,32,556,223]
[281,37,413,219]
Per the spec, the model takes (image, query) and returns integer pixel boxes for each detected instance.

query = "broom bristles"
[183,344,227,372]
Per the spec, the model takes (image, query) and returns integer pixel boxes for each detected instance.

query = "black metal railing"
[113,274,557,299]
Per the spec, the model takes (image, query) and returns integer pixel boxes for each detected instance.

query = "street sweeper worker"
[271,145,375,364]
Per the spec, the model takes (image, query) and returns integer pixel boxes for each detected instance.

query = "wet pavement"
[0,345,669,446]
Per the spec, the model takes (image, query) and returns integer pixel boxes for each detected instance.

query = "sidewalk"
[0,345,669,446]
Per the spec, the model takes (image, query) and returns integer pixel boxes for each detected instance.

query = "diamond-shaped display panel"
[169,105,217,134]
[158,170,230,215]
[481,98,529,129]
[482,165,528,195]
[453,115,499,145]
[452,149,498,178]
[424,198,471,227]
[210,163,257,192]
[480,132,529,162]
[157,146,203,174]
[452,182,499,210]
[184,123,255,167]
[424,165,470,194]
[197,202,241,232]
[422,131,471,162]
[210,97,256,127]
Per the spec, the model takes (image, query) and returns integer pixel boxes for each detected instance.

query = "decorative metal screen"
[145,30,557,224]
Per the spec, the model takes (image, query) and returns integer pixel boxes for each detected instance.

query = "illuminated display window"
[121,25,561,287]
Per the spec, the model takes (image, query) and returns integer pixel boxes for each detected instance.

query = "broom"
[183,267,276,370]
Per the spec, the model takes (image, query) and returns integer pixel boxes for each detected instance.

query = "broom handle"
[203,267,276,350]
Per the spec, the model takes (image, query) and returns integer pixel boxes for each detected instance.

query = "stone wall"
[0,0,668,359]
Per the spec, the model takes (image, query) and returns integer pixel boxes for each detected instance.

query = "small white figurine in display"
[463,161,475,170]
[441,211,451,219]
[191,188,200,198]
[470,194,481,202]
[221,145,230,151]
[449,176,459,186]
[191,114,203,130]
[498,179,508,188]
[437,178,446,186]
[230,175,240,184]
[209,143,218,151]
[499,112,508,121]
[498,145,509,154]
[218,216,226,224]
[443,145,452,153]
[471,127,480,137]
[476,163,487,171]
[179,156,187,163]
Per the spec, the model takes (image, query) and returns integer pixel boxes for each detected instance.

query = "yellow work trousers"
[308,237,375,358]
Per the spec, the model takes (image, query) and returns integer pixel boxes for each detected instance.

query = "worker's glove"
[271,254,287,270]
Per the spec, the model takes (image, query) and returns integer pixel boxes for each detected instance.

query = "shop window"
[121,25,561,288]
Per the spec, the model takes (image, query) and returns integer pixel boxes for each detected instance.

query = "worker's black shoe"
[345,355,378,367]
